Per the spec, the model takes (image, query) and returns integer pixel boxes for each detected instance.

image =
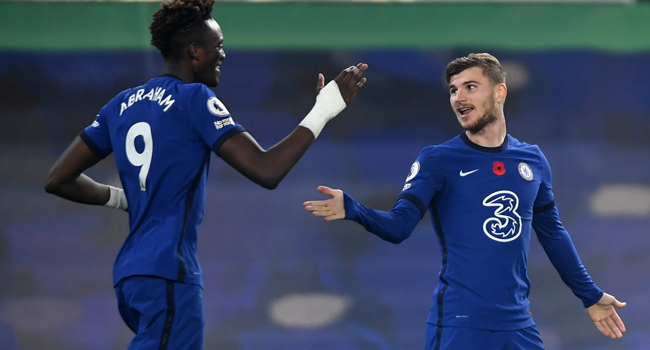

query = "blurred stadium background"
[1,0,650,349]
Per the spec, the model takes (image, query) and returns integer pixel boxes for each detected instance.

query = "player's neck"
[465,116,507,148]
[161,60,194,84]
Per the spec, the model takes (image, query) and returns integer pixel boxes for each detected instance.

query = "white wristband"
[105,185,128,211]
[299,80,347,138]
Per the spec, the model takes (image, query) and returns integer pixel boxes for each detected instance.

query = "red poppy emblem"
[493,161,506,176]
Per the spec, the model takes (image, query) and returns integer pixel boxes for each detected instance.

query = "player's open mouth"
[458,107,473,115]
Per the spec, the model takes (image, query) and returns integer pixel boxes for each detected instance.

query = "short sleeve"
[533,147,555,210]
[80,106,113,159]
[397,147,443,216]
[185,84,245,153]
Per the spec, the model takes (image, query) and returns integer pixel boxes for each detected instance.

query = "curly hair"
[150,0,216,59]
[445,53,506,86]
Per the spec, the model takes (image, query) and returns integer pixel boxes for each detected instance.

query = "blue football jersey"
[81,75,245,287]
[344,133,602,331]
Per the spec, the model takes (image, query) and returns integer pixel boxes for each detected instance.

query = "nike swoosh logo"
[459,169,479,177]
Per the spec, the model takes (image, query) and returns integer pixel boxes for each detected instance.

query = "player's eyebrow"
[461,80,480,86]
[449,80,481,91]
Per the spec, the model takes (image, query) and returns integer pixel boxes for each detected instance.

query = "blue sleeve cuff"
[79,131,110,159]
[212,125,246,156]
[582,288,604,308]
[343,192,358,220]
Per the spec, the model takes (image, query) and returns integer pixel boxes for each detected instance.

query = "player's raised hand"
[585,292,626,339]
[332,63,368,105]
[303,186,345,221]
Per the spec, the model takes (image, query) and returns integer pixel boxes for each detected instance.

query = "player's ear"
[495,83,507,104]
[188,43,202,62]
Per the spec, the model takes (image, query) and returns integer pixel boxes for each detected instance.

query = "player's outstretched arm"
[218,63,367,190]
[44,136,127,210]
[303,185,422,243]
[303,186,345,221]
[585,292,626,339]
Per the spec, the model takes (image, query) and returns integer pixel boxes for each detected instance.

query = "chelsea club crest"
[518,162,533,181]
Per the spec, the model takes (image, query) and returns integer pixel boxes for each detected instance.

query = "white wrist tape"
[299,80,347,138]
[105,185,128,211]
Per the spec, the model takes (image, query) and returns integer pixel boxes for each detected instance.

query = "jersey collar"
[460,133,508,153]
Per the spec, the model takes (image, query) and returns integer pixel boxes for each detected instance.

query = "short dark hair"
[150,0,216,59]
[445,53,506,86]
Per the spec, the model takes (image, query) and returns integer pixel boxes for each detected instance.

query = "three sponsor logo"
[482,190,522,242]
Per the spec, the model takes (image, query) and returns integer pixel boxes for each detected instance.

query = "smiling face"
[448,66,503,134]
[192,18,226,87]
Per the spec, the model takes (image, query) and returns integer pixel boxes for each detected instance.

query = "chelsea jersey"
[80,75,245,287]
[344,133,603,330]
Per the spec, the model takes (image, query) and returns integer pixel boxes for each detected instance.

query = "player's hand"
[303,186,345,221]
[322,63,367,105]
[585,292,626,339]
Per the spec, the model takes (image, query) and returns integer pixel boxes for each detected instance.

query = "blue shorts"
[115,276,205,350]
[426,323,545,350]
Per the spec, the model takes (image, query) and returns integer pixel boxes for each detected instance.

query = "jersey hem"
[114,272,203,288]
[426,318,536,331]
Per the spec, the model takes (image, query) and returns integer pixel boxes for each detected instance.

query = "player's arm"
[532,205,625,338]
[303,186,422,244]
[217,63,367,190]
[533,148,624,338]
[44,136,127,210]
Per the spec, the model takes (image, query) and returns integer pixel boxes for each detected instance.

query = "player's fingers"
[613,300,626,309]
[311,209,331,217]
[351,78,367,93]
[318,186,342,198]
[343,65,359,84]
[612,312,626,333]
[355,77,367,89]
[344,65,365,88]
[324,213,343,221]
[600,320,616,339]
[307,207,321,215]
[352,63,368,81]
[594,320,608,337]
[317,186,334,195]
[303,200,325,208]
[307,202,333,216]
[605,317,623,338]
